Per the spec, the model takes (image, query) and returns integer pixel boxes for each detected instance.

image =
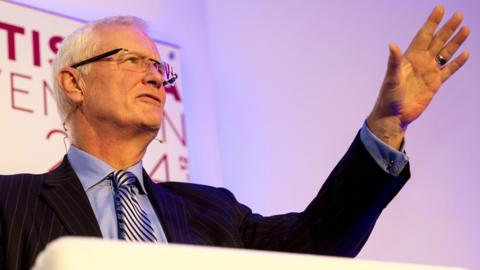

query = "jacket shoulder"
[159,181,235,196]
[158,181,240,207]
[0,172,48,197]
[0,172,48,183]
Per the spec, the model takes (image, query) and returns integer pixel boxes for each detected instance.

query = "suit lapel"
[40,156,102,237]
[40,158,198,241]
[143,171,197,244]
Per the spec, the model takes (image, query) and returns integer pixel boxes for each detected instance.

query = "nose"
[142,62,164,89]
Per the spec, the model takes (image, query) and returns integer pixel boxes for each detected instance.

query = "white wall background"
[7,0,480,269]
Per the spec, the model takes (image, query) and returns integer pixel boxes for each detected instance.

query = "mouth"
[137,93,162,105]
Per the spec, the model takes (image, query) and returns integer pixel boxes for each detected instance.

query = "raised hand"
[367,5,470,149]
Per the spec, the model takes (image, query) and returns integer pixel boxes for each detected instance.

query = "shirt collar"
[67,144,146,194]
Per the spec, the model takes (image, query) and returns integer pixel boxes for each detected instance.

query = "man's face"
[79,25,166,135]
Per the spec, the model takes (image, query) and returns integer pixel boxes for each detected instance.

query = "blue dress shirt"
[67,146,168,243]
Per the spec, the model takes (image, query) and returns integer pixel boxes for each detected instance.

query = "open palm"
[368,6,470,148]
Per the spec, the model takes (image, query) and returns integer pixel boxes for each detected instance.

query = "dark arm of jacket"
[238,133,410,257]
[163,133,410,257]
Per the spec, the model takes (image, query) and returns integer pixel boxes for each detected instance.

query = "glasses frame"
[70,48,178,87]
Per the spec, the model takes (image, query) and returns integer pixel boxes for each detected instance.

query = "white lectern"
[32,237,468,270]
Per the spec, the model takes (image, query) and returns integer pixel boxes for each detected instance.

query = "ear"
[56,66,85,104]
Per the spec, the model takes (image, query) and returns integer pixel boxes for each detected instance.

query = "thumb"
[386,43,403,78]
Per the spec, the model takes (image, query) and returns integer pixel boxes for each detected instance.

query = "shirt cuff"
[359,122,409,176]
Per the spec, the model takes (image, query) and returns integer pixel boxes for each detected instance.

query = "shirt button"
[387,160,395,170]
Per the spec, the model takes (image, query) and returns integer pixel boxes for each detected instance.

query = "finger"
[385,43,403,79]
[437,26,470,61]
[409,5,445,50]
[429,12,463,55]
[441,51,469,82]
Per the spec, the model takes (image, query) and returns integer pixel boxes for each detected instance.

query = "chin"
[140,120,162,131]
[128,109,163,132]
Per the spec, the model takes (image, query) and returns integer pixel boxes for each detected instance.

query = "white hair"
[52,16,148,124]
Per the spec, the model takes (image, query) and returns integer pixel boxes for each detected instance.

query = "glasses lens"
[153,61,165,75]
[116,51,178,86]
[117,52,145,72]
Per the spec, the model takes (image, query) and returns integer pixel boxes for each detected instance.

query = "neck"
[68,121,157,170]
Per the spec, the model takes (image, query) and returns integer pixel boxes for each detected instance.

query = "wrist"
[366,115,406,150]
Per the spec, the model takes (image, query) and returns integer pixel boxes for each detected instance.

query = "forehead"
[94,25,160,59]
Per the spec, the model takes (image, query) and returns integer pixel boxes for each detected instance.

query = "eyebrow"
[124,49,162,63]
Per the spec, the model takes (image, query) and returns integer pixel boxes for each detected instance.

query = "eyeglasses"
[70,48,178,87]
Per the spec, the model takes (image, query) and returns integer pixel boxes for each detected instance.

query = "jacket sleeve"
[229,133,410,257]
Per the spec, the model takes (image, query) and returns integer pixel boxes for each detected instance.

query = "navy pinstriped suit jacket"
[0,134,410,270]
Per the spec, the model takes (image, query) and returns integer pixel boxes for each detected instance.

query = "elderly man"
[0,5,469,270]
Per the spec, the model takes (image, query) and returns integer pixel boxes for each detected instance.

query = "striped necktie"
[109,170,157,242]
